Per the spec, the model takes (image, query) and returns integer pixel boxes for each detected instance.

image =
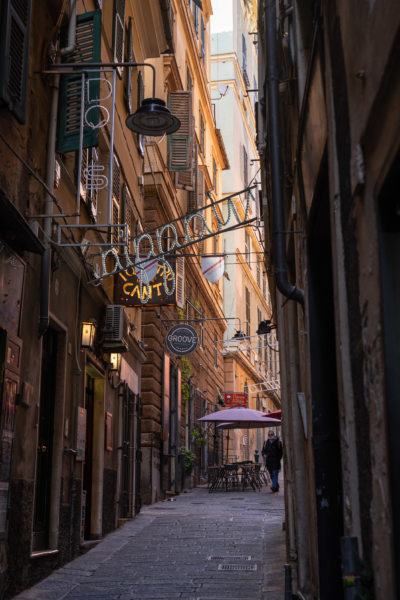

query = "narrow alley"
[13,485,285,600]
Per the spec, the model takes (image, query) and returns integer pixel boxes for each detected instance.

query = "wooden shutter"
[122,183,134,252]
[112,155,121,244]
[124,16,133,113]
[80,146,99,220]
[200,16,205,60]
[175,257,185,309]
[0,0,32,124]
[175,116,195,190]
[167,91,192,171]
[193,167,205,235]
[113,0,125,70]
[57,10,101,153]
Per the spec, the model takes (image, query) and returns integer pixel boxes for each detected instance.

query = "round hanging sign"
[166,324,199,356]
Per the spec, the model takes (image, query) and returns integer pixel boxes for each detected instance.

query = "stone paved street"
[14,484,286,600]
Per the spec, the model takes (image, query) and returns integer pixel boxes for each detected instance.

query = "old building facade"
[258,0,400,598]
[0,0,230,596]
[211,0,278,462]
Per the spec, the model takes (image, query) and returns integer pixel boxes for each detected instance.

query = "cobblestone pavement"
[14,483,286,600]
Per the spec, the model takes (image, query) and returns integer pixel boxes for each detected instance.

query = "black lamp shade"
[126,98,181,136]
[233,330,246,340]
[256,320,272,335]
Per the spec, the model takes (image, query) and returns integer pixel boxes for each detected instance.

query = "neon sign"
[88,186,257,303]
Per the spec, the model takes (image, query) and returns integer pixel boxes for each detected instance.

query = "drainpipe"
[39,0,77,335]
[265,0,304,306]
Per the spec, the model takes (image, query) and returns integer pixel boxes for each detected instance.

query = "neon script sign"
[89,187,257,303]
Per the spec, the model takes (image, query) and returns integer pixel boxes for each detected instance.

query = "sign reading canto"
[165,324,199,356]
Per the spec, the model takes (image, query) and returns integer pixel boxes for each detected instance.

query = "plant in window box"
[191,427,207,447]
[180,446,196,472]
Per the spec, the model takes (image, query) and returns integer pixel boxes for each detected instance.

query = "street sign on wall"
[166,324,199,356]
[224,392,248,408]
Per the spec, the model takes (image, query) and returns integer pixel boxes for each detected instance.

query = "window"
[122,183,135,253]
[113,0,125,74]
[194,3,199,36]
[245,287,250,337]
[0,0,33,123]
[112,154,121,244]
[262,271,267,297]
[167,91,193,171]
[245,231,251,266]
[199,111,205,155]
[124,17,134,113]
[242,145,248,187]
[187,66,192,91]
[256,260,261,287]
[214,331,218,368]
[80,146,100,221]
[213,157,217,193]
[57,10,102,152]
[242,33,247,72]
[200,16,205,61]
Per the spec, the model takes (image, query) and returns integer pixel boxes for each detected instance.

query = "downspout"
[265,0,304,306]
[39,0,77,335]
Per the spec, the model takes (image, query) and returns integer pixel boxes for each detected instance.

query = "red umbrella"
[264,409,281,420]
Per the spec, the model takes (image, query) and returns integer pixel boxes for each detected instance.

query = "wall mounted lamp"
[256,320,276,335]
[81,321,96,349]
[232,330,247,340]
[109,352,121,372]
[47,62,181,137]
[108,352,122,388]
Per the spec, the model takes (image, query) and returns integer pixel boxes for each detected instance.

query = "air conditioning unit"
[102,305,127,352]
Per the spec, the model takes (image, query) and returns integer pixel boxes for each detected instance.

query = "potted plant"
[180,446,196,472]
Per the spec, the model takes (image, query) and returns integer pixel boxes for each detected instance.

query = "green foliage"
[180,446,196,471]
[180,356,191,405]
[191,427,207,446]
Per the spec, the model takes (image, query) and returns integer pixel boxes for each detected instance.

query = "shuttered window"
[245,287,250,337]
[112,154,121,244]
[175,258,185,309]
[113,0,125,75]
[80,146,99,220]
[193,166,205,235]
[199,111,205,155]
[122,183,134,253]
[200,16,205,61]
[175,116,196,190]
[57,10,102,153]
[124,16,134,113]
[0,0,32,123]
[167,90,193,171]
[242,145,248,187]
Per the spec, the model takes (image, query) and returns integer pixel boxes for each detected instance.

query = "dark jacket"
[262,437,283,471]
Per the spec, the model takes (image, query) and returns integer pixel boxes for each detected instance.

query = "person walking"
[262,429,283,492]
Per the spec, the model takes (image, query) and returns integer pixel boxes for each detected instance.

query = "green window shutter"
[57,10,102,154]
[113,0,125,70]
[0,0,32,124]
[167,90,192,171]
[124,17,133,113]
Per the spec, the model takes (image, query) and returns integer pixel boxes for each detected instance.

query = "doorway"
[307,162,343,598]
[33,329,57,551]
[82,365,104,540]
[378,148,400,597]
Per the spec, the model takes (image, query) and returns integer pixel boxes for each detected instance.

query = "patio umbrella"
[216,417,281,430]
[197,406,281,428]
